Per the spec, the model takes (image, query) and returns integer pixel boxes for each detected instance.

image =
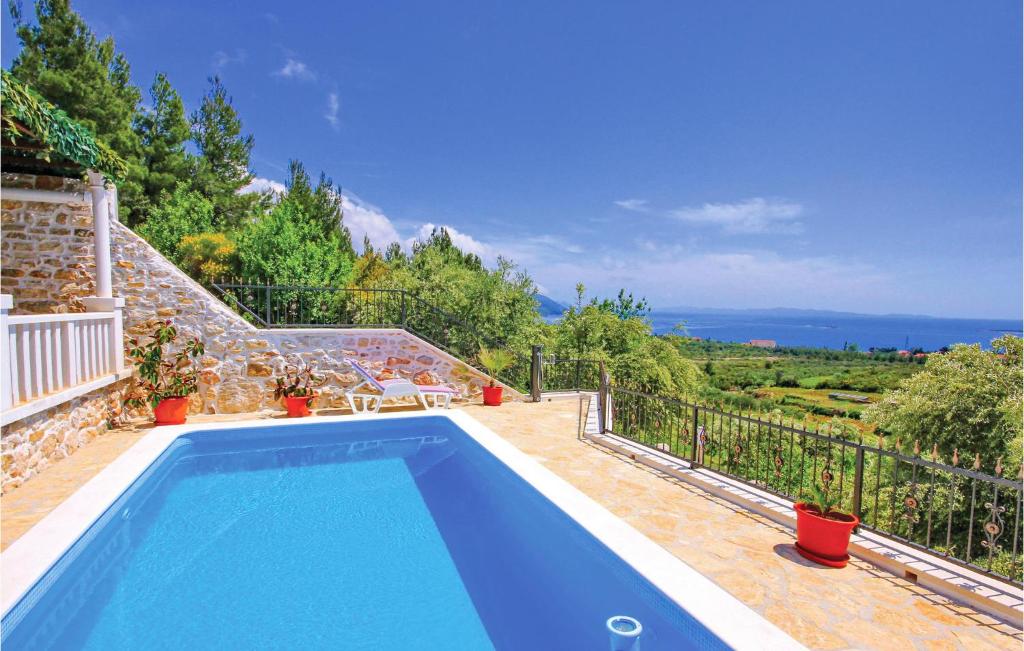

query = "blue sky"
[4,1,1021,319]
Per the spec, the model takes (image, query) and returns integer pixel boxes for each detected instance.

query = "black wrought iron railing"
[602,384,1024,585]
[211,282,407,328]
[210,282,531,392]
[540,357,602,393]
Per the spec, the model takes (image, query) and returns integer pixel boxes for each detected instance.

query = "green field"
[672,339,925,434]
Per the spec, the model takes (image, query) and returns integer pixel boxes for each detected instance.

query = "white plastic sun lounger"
[344,358,456,413]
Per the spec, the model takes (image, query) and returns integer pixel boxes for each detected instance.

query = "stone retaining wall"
[110,221,505,415]
[0,174,95,314]
[1,381,130,493]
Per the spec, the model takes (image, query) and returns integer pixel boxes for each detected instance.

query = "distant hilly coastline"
[537,298,1023,325]
[535,294,567,317]
[534,297,1021,350]
[654,306,944,321]
[535,299,956,322]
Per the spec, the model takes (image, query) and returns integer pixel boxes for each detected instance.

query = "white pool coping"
[1,411,805,650]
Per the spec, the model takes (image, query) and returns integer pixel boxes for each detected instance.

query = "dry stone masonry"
[0,174,97,314]
[110,221,504,415]
[1,382,130,492]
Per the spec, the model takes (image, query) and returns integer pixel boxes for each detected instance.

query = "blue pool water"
[2,418,727,650]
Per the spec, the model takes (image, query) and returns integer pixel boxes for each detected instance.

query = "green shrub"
[136,184,215,264]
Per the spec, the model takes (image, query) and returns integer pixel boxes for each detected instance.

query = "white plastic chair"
[344,358,457,414]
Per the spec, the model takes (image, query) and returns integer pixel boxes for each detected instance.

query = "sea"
[645,311,1023,351]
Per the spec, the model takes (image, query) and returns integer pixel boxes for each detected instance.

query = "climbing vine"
[0,70,127,180]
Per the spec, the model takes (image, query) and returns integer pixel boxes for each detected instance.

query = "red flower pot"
[793,502,860,567]
[153,397,189,425]
[482,385,503,406]
[284,395,314,417]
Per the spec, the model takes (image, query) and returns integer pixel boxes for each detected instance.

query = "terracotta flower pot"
[482,385,503,406]
[153,397,189,425]
[284,395,314,417]
[793,502,859,567]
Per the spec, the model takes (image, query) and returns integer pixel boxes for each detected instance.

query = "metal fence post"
[851,445,865,529]
[597,361,609,433]
[574,358,581,392]
[400,291,408,328]
[530,345,543,402]
[691,405,700,469]
[264,281,271,326]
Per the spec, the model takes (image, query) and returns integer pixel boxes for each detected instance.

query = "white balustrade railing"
[1,295,128,426]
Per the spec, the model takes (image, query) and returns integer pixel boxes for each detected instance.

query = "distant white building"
[748,339,777,349]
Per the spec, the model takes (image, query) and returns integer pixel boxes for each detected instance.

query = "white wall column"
[106,183,119,223]
[85,171,125,372]
[86,170,113,298]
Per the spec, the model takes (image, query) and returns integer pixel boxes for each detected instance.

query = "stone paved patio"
[2,400,1021,650]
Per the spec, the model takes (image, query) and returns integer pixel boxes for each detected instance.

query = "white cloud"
[670,197,803,234]
[340,192,403,251]
[529,246,890,310]
[239,177,286,195]
[409,223,493,259]
[614,198,651,212]
[324,93,340,129]
[212,49,246,71]
[614,196,804,235]
[522,234,583,255]
[274,58,316,81]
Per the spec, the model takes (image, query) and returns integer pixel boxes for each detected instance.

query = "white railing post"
[81,296,125,372]
[60,319,77,387]
[1,294,12,412]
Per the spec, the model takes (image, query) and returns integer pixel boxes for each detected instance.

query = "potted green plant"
[477,347,515,406]
[793,484,860,567]
[274,363,326,417]
[124,321,205,425]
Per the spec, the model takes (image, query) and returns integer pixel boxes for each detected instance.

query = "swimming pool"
[1,412,802,649]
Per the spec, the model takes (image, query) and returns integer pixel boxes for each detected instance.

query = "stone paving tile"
[461,400,1023,651]
[2,400,1021,650]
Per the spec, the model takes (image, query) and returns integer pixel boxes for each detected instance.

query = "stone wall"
[1,381,130,493]
[0,173,96,314]
[110,221,508,415]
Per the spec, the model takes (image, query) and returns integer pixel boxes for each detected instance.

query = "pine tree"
[8,0,144,204]
[282,160,354,255]
[132,72,191,224]
[189,76,256,229]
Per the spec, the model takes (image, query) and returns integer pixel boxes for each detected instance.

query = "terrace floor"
[2,400,1022,650]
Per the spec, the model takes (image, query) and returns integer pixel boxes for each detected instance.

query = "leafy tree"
[410,227,484,271]
[592,289,651,321]
[8,0,143,205]
[235,201,352,287]
[864,335,1023,473]
[280,160,354,255]
[547,284,701,397]
[189,76,256,228]
[132,72,191,224]
[400,230,541,350]
[349,246,391,288]
[610,336,702,397]
[178,232,236,285]
[136,184,215,265]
